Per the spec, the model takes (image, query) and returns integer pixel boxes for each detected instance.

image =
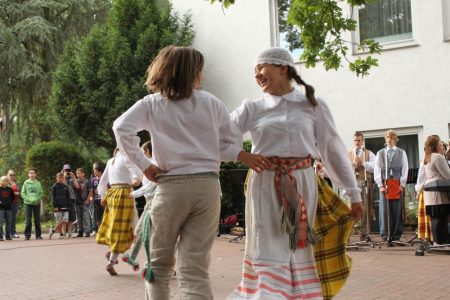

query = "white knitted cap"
[255,47,295,68]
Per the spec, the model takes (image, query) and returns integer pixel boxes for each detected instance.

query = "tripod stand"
[377,193,409,248]
[348,147,379,249]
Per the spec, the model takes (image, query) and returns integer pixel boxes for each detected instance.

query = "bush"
[219,140,252,218]
[0,143,27,180]
[24,141,89,219]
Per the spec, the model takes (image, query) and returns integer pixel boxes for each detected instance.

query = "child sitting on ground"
[49,173,70,240]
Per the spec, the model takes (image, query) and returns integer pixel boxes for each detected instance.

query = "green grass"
[15,220,54,234]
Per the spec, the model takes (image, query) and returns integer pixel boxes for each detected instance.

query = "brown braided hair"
[287,66,317,107]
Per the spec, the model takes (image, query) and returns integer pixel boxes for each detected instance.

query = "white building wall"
[172,0,450,157]
[301,0,450,155]
[171,0,274,110]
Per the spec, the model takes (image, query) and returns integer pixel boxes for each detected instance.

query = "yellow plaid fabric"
[96,186,135,253]
[417,190,433,241]
[313,176,354,300]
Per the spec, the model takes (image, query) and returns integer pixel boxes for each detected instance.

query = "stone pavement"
[1,232,449,300]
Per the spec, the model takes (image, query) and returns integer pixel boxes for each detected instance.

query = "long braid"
[288,66,317,107]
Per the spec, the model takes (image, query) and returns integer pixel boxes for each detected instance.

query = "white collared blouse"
[113,90,242,176]
[97,151,141,199]
[230,88,361,203]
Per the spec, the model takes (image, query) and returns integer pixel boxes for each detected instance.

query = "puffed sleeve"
[230,99,253,136]
[314,99,361,203]
[97,159,111,199]
[217,100,243,161]
[113,96,153,172]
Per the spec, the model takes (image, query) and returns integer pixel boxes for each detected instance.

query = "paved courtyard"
[1,232,449,299]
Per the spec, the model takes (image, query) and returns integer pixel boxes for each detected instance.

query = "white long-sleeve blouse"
[97,151,141,199]
[113,90,242,176]
[230,88,361,203]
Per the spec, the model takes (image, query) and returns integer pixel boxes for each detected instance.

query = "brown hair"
[423,135,440,165]
[385,129,399,142]
[141,141,152,157]
[287,66,317,107]
[93,162,104,173]
[146,45,204,100]
[354,131,364,140]
[76,168,85,174]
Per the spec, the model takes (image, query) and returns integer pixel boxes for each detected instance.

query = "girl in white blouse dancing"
[96,148,141,276]
[112,45,264,300]
[227,48,363,300]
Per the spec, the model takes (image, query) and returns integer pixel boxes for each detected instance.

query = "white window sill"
[353,39,419,55]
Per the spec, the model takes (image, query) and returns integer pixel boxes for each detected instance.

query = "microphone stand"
[348,147,378,249]
[378,145,409,248]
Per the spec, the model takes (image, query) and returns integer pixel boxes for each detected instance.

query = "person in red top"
[0,176,15,241]
[7,170,20,238]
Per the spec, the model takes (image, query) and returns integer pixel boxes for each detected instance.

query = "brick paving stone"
[1,232,449,300]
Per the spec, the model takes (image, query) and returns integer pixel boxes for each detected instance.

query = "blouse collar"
[262,88,306,108]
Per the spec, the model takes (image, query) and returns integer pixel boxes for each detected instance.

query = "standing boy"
[75,168,91,237]
[0,176,15,241]
[374,130,409,242]
[348,131,376,240]
[50,173,70,239]
[21,168,44,240]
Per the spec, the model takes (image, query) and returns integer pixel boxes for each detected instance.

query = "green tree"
[209,0,381,76]
[0,0,111,145]
[51,0,195,150]
[24,141,89,217]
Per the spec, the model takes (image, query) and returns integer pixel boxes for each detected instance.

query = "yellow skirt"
[96,186,134,253]
[417,190,433,241]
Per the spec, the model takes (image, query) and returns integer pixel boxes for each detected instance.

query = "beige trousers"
[145,174,221,300]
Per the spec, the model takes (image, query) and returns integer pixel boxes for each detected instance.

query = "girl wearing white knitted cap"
[227,48,363,300]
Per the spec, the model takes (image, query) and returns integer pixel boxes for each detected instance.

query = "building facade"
[171,0,450,166]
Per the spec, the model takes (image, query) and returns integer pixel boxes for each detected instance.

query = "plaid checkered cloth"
[417,190,433,241]
[313,176,354,300]
[96,185,134,253]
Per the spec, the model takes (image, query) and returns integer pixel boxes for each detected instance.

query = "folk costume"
[113,89,241,300]
[227,82,361,298]
[423,153,450,244]
[96,151,141,271]
[415,163,433,241]
[348,147,375,238]
[122,180,157,272]
[374,146,409,241]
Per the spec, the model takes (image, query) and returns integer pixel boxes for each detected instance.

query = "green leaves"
[208,0,235,8]
[51,0,195,149]
[208,0,382,77]
[0,0,111,145]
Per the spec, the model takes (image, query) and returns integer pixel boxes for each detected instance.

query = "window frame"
[272,0,302,62]
[352,0,418,54]
[442,0,450,41]
[360,126,423,166]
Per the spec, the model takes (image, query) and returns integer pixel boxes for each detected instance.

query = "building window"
[442,0,450,41]
[358,0,413,44]
[277,0,302,58]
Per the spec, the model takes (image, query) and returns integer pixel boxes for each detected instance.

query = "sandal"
[106,263,118,276]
